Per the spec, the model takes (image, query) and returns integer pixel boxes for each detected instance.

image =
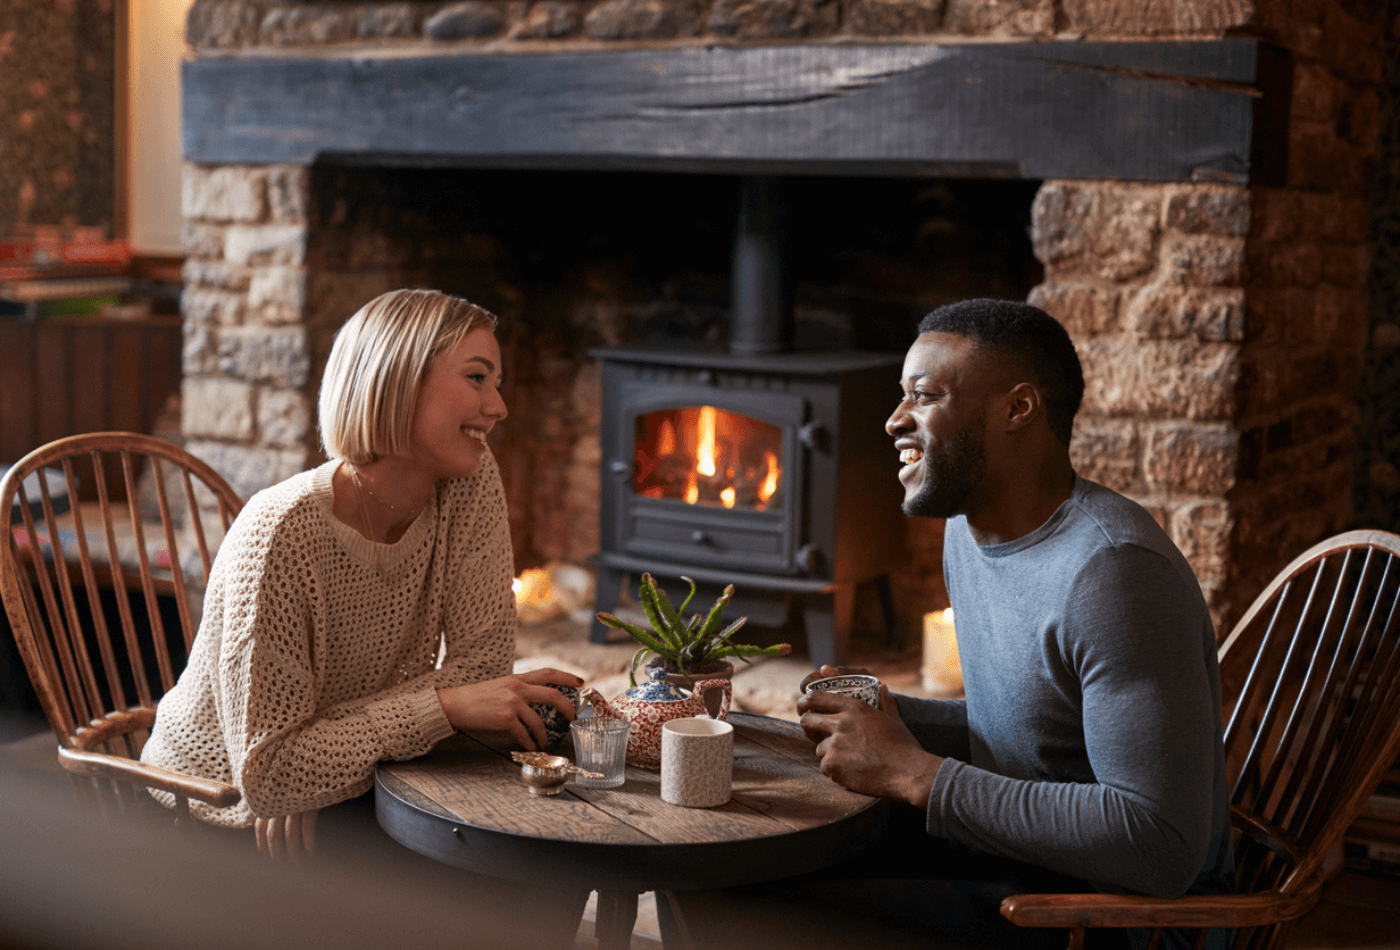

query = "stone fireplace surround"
[177,0,1386,645]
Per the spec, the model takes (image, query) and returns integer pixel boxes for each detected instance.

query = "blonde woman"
[142,289,581,859]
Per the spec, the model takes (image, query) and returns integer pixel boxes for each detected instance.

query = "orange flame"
[720,486,736,509]
[696,406,717,478]
[758,451,779,504]
[657,418,676,457]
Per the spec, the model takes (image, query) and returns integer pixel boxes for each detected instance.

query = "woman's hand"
[255,810,318,861]
[436,667,585,750]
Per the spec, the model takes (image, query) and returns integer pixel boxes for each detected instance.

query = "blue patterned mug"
[804,674,880,707]
[530,683,582,749]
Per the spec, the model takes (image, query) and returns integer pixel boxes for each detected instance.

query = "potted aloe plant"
[596,573,792,688]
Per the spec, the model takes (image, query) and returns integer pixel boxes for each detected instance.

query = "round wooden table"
[375,712,889,949]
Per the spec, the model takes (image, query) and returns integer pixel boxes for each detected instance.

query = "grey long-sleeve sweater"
[899,477,1234,920]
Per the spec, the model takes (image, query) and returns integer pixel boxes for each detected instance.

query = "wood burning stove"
[590,179,904,666]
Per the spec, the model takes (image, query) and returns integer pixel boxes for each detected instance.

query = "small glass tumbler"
[570,717,630,789]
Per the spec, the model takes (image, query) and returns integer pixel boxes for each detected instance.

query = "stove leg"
[801,585,853,669]
[590,565,627,644]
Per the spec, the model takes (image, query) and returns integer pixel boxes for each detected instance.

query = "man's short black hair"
[917,299,1084,447]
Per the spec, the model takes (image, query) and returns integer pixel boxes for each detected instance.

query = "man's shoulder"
[1066,477,1175,555]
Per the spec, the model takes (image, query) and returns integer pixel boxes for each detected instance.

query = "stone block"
[516,1,582,37]
[1318,243,1373,288]
[1160,234,1244,288]
[186,0,261,49]
[348,230,404,269]
[186,440,309,502]
[1144,422,1239,496]
[1126,285,1244,343]
[1313,285,1369,348]
[183,164,267,223]
[182,223,227,260]
[844,0,942,36]
[1164,185,1250,237]
[1170,500,1233,593]
[182,260,251,293]
[182,288,245,327]
[1321,5,1385,85]
[182,377,255,440]
[1290,60,1343,124]
[183,324,220,376]
[257,388,314,450]
[1067,416,1139,493]
[1348,88,1382,150]
[1079,337,1239,421]
[260,7,356,46]
[1248,239,1321,289]
[358,3,418,38]
[1031,181,1163,283]
[944,0,1051,34]
[247,266,309,324]
[265,166,310,223]
[711,0,839,38]
[1061,0,1251,33]
[307,270,398,327]
[217,326,312,387]
[585,0,680,39]
[1242,286,1311,345]
[1028,280,1121,338]
[425,2,507,38]
[1248,187,1300,245]
[225,224,307,267]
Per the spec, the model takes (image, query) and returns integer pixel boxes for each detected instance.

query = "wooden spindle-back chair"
[0,432,245,821]
[1000,529,1400,950]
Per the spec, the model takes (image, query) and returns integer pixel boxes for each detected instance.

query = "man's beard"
[902,418,987,519]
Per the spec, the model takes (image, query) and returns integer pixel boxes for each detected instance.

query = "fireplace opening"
[306,163,1043,655]
[635,406,784,512]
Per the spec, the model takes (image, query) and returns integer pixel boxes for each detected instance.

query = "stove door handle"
[691,530,712,545]
[798,421,827,451]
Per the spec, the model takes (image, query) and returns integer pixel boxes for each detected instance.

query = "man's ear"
[1002,382,1042,432]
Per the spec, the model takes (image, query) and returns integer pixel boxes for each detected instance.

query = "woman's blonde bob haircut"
[319,289,498,464]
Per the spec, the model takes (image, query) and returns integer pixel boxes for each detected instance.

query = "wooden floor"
[569,874,1400,950]
[1285,873,1400,949]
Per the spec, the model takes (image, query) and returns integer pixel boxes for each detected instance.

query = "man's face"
[885,333,992,520]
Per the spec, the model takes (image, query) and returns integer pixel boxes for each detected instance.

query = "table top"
[375,712,889,894]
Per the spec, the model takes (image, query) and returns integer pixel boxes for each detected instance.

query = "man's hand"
[436,667,585,750]
[799,665,902,719]
[256,810,318,862]
[798,684,941,808]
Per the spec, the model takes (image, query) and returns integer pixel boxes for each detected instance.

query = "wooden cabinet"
[0,316,182,495]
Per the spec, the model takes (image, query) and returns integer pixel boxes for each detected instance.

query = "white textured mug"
[660,717,734,808]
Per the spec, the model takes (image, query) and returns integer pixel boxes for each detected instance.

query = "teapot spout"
[581,687,624,721]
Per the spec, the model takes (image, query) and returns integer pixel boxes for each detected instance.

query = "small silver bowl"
[515,753,572,796]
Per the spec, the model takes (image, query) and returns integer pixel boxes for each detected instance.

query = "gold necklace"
[350,463,416,512]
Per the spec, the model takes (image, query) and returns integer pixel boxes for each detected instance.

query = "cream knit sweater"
[141,452,516,827]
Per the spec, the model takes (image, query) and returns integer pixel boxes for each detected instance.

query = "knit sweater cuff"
[925,755,965,839]
[373,687,457,760]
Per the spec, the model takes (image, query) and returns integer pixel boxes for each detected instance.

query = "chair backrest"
[1219,529,1400,950]
[0,432,243,764]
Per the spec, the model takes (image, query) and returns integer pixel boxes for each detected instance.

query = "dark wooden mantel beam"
[183,39,1286,183]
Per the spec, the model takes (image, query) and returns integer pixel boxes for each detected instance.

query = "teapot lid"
[625,665,690,702]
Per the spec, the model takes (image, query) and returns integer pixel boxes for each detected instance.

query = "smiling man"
[662,299,1235,950]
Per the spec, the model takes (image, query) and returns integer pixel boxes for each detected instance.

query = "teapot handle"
[694,679,732,720]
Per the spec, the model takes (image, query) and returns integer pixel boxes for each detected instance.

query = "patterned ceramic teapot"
[583,667,732,769]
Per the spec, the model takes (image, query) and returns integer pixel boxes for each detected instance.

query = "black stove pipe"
[730,176,794,355]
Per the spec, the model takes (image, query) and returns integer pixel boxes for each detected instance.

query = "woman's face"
[406,327,508,479]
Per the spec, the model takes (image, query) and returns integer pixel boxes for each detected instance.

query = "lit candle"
[921,608,962,697]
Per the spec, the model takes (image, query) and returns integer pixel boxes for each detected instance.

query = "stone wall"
[178,0,1390,643]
